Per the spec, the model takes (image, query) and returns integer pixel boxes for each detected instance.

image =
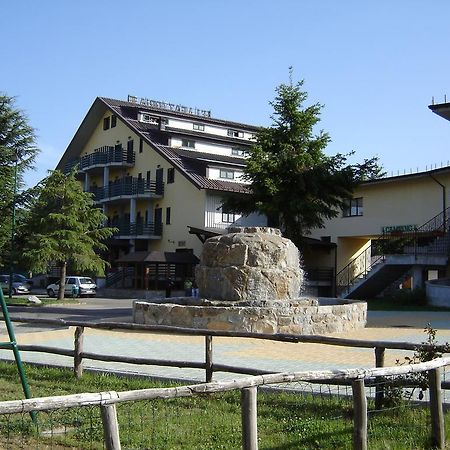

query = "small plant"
[382,324,450,407]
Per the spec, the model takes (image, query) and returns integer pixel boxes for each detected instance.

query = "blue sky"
[2,1,450,187]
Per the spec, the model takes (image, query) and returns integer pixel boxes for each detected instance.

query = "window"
[139,114,159,125]
[111,115,117,128]
[222,207,235,224]
[193,123,205,131]
[103,117,110,130]
[139,138,143,153]
[343,197,363,217]
[127,139,134,152]
[219,169,234,180]
[227,129,244,138]
[167,167,175,184]
[181,139,195,148]
[231,148,246,156]
[166,207,171,225]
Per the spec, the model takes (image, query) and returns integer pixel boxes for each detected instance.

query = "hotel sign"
[127,95,211,118]
[382,224,417,234]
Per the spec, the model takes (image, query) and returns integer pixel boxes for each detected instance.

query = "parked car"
[0,274,31,295]
[46,276,97,298]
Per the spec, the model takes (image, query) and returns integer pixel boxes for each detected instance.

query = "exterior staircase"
[337,208,450,299]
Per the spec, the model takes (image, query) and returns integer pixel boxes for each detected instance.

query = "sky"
[2,1,450,188]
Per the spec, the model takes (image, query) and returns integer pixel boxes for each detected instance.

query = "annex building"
[306,98,450,299]
[56,95,266,290]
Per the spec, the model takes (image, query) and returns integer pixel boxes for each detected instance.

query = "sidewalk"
[2,310,450,384]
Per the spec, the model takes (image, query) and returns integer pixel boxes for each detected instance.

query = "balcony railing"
[111,221,162,237]
[64,146,135,173]
[91,178,164,202]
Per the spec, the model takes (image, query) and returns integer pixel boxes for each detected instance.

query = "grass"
[0,362,448,449]
[4,296,80,307]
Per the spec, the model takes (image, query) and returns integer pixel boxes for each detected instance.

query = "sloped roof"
[57,96,253,195]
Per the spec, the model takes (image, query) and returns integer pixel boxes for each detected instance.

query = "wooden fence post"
[74,326,84,379]
[100,403,121,450]
[205,335,213,383]
[352,379,367,450]
[428,367,445,449]
[374,347,385,410]
[241,386,258,450]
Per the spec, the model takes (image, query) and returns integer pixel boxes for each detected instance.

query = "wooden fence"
[0,356,448,450]
[0,317,449,449]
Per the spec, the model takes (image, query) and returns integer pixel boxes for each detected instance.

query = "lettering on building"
[382,224,417,234]
[128,95,211,118]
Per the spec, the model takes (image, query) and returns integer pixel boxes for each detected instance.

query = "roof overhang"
[116,251,199,264]
[429,102,450,121]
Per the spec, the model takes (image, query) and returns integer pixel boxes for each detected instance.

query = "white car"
[46,276,97,298]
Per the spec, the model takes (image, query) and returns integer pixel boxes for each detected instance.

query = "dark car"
[0,274,32,295]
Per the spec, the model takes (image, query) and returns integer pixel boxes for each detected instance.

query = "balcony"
[111,221,163,239]
[65,145,135,174]
[91,178,164,203]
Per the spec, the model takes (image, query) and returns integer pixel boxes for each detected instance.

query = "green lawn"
[0,362,447,449]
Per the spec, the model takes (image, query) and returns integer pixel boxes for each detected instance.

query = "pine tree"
[0,94,39,267]
[22,170,116,299]
[224,72,384,246]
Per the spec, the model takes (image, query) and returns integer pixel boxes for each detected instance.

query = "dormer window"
[182,139,195,149]
[139,113,159,125]
[227,129,244,138]
[219,169,234,180]
[193,123,205,131]
[231,148,246,157]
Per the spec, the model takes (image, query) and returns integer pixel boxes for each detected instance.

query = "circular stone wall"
[195,227,303,302]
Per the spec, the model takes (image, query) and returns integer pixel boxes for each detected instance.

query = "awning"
[116,251,199,264]
[187,225,223,243]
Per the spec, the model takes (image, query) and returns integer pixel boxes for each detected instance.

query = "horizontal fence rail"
[1,317,449,449]
[0,357,448,450]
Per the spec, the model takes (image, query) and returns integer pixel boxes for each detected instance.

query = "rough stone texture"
[132,227,368,335]
[195,227,302,302]
[133,297,367,334]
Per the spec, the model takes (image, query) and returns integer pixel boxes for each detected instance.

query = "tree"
[223,72,384,246]
[22,170,116,299]
[0,94,39,267]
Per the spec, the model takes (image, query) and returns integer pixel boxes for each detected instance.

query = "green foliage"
[383,324,450,407]
[21,170,116,296]
[223,70,384,245]
[0,94,39,267]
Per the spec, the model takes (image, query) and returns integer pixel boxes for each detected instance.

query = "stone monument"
[133,227,366,334]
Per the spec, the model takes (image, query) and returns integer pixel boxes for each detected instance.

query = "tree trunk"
[58,261,67,300]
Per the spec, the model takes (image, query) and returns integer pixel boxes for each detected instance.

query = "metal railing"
[64,146,135,173]
[91,178,164,201]
[111,221,162,237]
[337,207,450,295]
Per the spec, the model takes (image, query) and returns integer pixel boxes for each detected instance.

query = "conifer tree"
[224,72,383,246]
[22,170,116,299]
[0,94,39,266]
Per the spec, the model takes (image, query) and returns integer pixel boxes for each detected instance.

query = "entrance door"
[155,168,163,195]
[154,207,163,235]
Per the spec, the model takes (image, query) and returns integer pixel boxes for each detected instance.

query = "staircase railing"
[336,206,450,295]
